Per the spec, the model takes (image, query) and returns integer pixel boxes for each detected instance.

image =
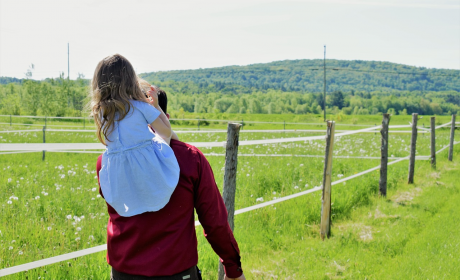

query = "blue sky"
[0,0,458,80]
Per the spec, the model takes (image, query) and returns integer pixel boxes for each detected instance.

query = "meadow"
[0,114,458,279]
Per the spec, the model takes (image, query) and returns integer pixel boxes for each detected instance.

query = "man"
[97,88,246,280]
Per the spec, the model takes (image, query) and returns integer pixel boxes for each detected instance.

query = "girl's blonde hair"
[89,54,146,145]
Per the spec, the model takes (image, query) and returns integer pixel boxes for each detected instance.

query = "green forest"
[0,59,459,117]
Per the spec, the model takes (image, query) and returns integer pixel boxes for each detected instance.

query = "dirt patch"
[337,223,373,241]
[359,226,373,241]
[393,187,422,204]
[251,269,278,279]
[371,208,400,219]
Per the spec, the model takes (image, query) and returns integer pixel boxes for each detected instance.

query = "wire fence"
[0,115,457,277]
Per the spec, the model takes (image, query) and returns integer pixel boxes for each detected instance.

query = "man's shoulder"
[170,140,203,157]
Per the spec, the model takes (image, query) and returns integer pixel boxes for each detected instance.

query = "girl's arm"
[147,86,172,145]
[171,130,179,141]
[150,105,172,145]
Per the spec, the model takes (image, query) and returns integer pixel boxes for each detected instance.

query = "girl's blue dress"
[98,100,180,217]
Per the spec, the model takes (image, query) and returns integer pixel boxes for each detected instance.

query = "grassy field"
[0,114,458,279]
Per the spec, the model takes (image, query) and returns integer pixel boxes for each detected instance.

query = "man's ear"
[166,113,170,119]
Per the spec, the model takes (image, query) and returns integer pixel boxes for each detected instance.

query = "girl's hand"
[146,86,159,108]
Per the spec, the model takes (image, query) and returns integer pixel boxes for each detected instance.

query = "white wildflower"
[7,178,12,183]
[47,227,52,231]
[18,250,23,255]
[7,200,12,204]
[35,196,40,200]
[76,227,81,231]
[8,246,13,250]
[91,188,97,192]
[66,215,72,220]
[75,237,80,241]
[256,197,264,202]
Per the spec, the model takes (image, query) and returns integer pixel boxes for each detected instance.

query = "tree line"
[0,59,459,117]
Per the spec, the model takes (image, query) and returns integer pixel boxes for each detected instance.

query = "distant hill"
[0,77,23,84]
[140,59,460,93]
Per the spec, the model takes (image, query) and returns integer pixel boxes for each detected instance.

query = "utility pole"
[323,45,326,122]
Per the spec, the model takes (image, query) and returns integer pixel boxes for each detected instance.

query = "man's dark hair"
[158,89,167,114]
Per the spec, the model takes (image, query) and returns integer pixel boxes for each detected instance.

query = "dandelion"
[294,186,299,189]
[75,237,81,241]
[66,215,72,220]
[47,227,52,231]
[18,250,23,255]
[8,246,13,250]
[256,197,264,202]
[96,195,101,198]
[35,196,40,200]
[91,188,97,192]
[7,178,12,183]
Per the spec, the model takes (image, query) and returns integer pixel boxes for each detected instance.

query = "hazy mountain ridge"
[139,59,460,93]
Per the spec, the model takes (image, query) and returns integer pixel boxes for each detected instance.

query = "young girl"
[90,54,180,217]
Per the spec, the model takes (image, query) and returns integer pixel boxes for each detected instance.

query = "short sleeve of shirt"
[133,100,161,124]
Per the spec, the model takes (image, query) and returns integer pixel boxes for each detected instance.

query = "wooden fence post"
[320,121,335,240]
[430,117,436,169]
[448,114,456,161]
[217,123,242,280]
[42,126,46,161]
[379,114,390,196]
[408,113,418,184]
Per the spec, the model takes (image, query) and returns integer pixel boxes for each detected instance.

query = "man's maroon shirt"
[96,139,242,277]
